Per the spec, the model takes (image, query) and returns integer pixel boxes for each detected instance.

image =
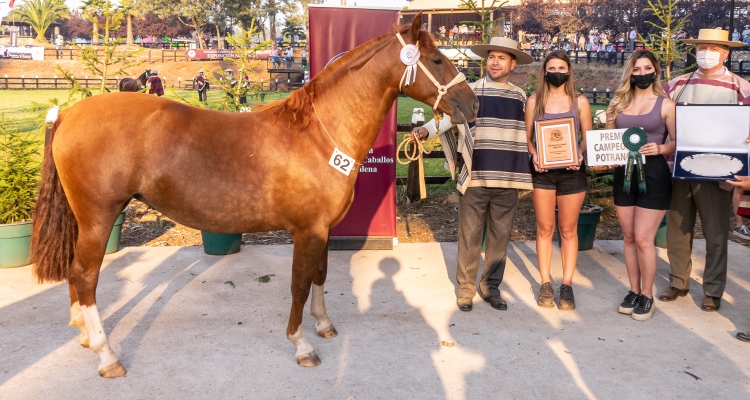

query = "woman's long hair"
[607,50,666,117]
[534,50,579,120]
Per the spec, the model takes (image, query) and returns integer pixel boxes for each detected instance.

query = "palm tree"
[10,0,70,42]
[80,0,104,45]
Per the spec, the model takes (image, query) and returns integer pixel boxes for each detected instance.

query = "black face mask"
[631,72,657,89]
[545,72,569,87]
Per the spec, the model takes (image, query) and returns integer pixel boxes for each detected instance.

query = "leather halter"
[395,32,467,125]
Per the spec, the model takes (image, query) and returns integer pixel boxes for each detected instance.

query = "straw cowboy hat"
[681,28,744,47]
[471,36,534,64]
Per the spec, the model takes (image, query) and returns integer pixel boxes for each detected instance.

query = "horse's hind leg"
[69,215,126,378]
[310,235,337,339]
[287,228,329,367]
[68,283,89,348]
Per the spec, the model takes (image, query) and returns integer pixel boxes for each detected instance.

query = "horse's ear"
[410,12,422,43]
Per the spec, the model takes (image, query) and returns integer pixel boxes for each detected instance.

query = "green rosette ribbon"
[622,127,647,194]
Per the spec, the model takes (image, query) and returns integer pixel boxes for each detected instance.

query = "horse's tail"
[31,116,78,283]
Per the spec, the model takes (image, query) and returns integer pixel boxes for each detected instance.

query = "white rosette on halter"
[400,44,420,87]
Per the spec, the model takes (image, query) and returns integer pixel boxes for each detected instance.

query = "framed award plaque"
[674,105,750,180]
[535,117,580,170]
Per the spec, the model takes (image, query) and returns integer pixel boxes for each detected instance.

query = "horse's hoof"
[317,325,338,339]
[98,361,126,378]
[296,351,321,367]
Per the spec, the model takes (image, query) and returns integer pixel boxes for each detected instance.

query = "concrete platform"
[1,240,749,399]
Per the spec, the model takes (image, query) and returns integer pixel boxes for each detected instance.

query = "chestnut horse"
[31,14,478,377]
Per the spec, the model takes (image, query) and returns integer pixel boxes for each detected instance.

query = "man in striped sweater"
[659,29,749,312]
[412,37,533,312]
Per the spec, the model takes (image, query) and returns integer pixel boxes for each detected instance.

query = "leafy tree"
[9,0,70,42]
[59,1,142,95]
[213,23,270,111]
[281,19,303,37]
[80,0,105,45]
[639,0,690,80]
[60,12,93,40]
[152,0,213,49]
[0,114,41,225]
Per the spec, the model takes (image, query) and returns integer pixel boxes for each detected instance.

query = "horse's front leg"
[310,235,337,339]
[287,227,329,367]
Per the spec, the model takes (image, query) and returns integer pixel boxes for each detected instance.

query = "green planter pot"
[105,211,127,255]
[0,221,33,268]
[201,232,242,255]
[555,204,604,251]
[655,213,668,249]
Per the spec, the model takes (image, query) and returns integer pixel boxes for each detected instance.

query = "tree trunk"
[216,25,223,50]
[269,14,276,44]
[126,14,134,45]
[92,23,99,45]
[193,22,205,49]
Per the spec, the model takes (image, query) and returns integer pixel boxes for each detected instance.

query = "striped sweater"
[425,77,532,193]
[663,67,750,104]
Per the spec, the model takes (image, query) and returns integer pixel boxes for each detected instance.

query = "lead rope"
[394,32,467,200]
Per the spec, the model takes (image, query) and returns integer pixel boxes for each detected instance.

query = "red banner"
[309,6,400,246]
[184,49,239,61]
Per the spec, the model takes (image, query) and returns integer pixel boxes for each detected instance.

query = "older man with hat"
[659,29,750,311]
[412,37,533,312]
[193,70,209,103]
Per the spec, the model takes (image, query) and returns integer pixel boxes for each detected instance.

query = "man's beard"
[487,69,510,81]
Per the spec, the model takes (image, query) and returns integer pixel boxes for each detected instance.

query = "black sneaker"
[632,294,655,321]
[558,284,575,311]
[618,291,640,315]
[538,282,555,308]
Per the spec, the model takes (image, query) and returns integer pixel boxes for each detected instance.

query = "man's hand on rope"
[397,127,433,165]
[411,126,429,141]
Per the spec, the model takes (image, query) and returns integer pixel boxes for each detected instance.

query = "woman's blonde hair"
[534,50,579,120]
[607,50,667,117]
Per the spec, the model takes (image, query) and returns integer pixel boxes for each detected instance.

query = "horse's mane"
[254,24,436,129]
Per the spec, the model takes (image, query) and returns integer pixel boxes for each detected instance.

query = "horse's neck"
[312,40,402,164]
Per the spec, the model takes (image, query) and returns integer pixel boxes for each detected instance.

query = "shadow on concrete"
[0,247,222,385]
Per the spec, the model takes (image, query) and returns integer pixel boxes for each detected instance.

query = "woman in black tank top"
[604,50,676,321]
[525,51,593,311]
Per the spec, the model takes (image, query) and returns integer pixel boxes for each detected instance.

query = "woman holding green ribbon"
[605,50,676,321]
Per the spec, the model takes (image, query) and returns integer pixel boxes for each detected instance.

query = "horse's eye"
[433,59,442,65]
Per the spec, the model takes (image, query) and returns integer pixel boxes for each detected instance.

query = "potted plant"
[0,114,41,268]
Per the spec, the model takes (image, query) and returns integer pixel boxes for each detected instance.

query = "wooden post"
[406,108,425,202]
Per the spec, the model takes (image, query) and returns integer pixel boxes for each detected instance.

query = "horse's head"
[394,13,478,124]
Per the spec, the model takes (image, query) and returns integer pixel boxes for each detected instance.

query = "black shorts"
[531,160,588,195]
[613,155,672,210]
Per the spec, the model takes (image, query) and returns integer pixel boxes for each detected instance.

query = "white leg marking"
[81,304,119,370]
[287,326,315,358]
[69,301,89,347]
[310,284,333,333]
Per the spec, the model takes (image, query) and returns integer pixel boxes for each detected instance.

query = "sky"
[1,0,408,19]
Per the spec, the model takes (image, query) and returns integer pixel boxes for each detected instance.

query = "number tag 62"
[328,148,356,176]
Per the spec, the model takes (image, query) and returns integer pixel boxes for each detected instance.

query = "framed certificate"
[535,117,580,170]
[674,105,750,180]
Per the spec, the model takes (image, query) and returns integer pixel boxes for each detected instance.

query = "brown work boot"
[657,286,688,302]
